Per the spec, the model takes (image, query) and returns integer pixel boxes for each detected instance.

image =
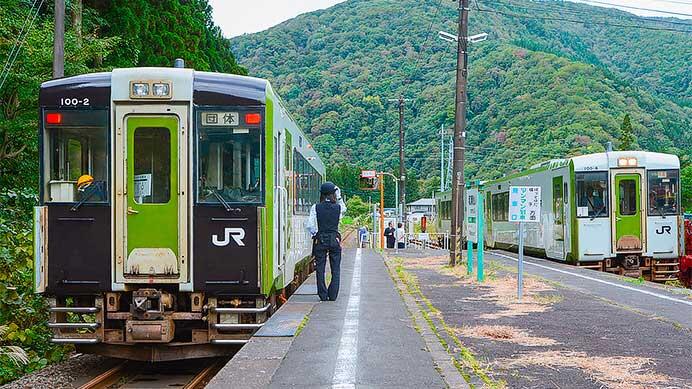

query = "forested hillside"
[0,0,244,382]
[231,0,691,202]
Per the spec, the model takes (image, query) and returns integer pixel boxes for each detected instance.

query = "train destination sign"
[509,186,541,223]
[202,111,239,126]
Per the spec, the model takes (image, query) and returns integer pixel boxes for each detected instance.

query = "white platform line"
[332,248,362,389]
[491,251,692,307]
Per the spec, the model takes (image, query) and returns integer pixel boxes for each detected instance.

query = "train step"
[48,298,103,344]
[651,258,680,282]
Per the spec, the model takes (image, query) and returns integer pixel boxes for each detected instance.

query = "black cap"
[320,182,337,195]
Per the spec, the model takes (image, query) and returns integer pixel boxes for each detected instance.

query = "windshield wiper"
[71,182,104,211]
[212,190,232,212]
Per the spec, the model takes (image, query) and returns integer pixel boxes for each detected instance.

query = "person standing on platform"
[395,222,406,249]
[305,182,347,301]
[384,222,396,249]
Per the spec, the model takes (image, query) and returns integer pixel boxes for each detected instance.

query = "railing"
[359,232,449,250]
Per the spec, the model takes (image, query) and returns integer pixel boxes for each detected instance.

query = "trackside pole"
[477,189,484,282]
[467,239,473,275]
[518,222,524,301]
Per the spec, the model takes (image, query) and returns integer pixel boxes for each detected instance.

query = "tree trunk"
[71,0,82,47]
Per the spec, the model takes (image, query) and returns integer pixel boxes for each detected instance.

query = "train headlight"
[152,83,171,97]
[131,82,149,97]
[617,157,638,167]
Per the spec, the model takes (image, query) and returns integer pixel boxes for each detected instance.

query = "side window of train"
[575,172,608,218]
[43,110,109,203]
[491,192,509,222]
[293,151,319,215]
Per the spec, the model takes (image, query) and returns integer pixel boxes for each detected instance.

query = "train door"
[612,172,644,252]
[274,131,287,283]
[551,176,565,258]
[121,115,181,279]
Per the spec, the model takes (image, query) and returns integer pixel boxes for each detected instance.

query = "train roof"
[39,69,270,106]
[570,151,679,171]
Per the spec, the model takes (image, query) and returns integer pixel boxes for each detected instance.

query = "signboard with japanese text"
[202,112,240,126]
[466,188,479,243]
[509,186,541,223]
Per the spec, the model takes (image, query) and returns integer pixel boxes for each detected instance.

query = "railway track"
[78,358,227,389]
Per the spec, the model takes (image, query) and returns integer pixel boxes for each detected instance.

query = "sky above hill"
[210,0,691,37]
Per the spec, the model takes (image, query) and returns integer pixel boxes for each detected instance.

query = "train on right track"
[436,151,687,283]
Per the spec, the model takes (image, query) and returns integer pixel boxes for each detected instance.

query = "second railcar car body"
[34,67,323,360]
[437,151,682,280]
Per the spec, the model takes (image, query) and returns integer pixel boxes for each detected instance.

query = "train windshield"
[576,172,608,218]
[647,170,679,216]
[197,118,263,205]
[42,110,109,203]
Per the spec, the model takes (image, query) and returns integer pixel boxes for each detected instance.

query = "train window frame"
[491,192,509,222]
[194,106,266,206]
[575,171,609,218]
[132,127,172,205]
[293,149,321,215]
[41,108,110,205]
[619,179,638,216]
[647,169,679,216]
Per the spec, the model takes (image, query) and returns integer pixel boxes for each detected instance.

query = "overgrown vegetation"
[232,0,691,204]
[0,0,244,383]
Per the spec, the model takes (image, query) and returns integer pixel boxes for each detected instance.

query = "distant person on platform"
[384,222,396,249]
[395,222,406,249]
[305,182,347,302]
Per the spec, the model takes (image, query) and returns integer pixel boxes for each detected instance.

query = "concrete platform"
[207,248,449,388]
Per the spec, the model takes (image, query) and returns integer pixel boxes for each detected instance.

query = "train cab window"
[647,170,679,216]
[133,127,170,204]
[576,172,608,218]
[43,110,109,203]
[197,124,263,204]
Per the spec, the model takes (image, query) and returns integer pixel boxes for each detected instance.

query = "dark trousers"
[314,233,342,301]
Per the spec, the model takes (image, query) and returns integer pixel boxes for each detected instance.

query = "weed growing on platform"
[622,276,645,285]
[388,256,505,389]
[295,315,310,337]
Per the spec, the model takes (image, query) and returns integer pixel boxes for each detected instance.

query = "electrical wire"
[577,0,692,17]
[474,0,692,33]
[405,0,447,84]
[477,0,692,27]
[0,0,45,93]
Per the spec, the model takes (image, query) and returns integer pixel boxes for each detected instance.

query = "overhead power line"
[578,0,692,17]
[478,0,692,27]
[474,1,692,33]
[0,0,45,93]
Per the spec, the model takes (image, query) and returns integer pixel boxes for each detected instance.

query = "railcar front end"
[33,66,322,361]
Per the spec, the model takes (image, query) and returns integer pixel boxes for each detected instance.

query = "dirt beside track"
[387,252,692,389]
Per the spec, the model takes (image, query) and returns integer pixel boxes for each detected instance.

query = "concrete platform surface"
[209,248,448,388]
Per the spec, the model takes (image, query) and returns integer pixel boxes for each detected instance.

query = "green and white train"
[437,151,683,281]
[34,64,323,360]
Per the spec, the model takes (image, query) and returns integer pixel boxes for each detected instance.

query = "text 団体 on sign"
[509,186,541,223]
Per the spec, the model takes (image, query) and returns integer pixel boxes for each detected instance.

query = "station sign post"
[508,186,541,301]
[465,182,485,281]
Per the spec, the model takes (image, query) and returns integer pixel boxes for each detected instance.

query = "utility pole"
[440,124,445,192]
[53,0,65,78]
[449,0,469,267]
[388,96,411,227]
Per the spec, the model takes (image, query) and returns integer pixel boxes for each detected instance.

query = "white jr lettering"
[212,228,246,247]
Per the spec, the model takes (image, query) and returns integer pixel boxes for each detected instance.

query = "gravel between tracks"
[1,354,115,389]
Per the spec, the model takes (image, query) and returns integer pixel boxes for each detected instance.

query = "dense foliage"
[0,0,244,382]
[231,0,691,204]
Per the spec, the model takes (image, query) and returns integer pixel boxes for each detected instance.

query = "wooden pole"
[53,0,65,78]
[379,173,385,249]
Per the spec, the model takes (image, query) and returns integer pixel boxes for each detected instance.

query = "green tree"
[681,165,692,212]
[345,195,370,219]
[618,114,635,151]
